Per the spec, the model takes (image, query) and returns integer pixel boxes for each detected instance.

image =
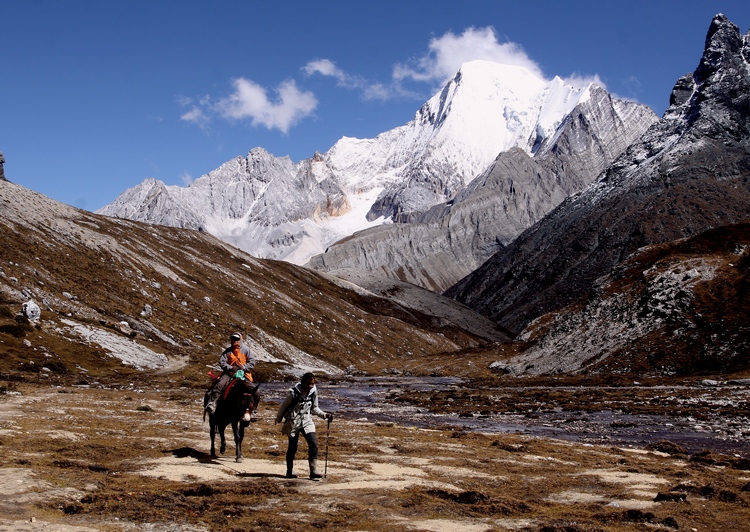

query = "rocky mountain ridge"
[307,85,657,291]
[8,164,749,384]
[97,61,655,271]
[6,14,749,384]
[447,14,750,342]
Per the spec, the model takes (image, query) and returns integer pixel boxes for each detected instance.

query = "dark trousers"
[286,429,318,469]
[207,373,232,404]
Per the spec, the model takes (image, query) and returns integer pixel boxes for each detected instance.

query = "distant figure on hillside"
[205,332,259,414]
[276,372,333,480]
[0,151,5,181]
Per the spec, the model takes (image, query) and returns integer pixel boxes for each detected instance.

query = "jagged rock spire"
[0,151,6,181]
[448,14,750,334]
[694,14,745,84]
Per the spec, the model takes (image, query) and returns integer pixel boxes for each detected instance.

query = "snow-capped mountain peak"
[98,60,643,265]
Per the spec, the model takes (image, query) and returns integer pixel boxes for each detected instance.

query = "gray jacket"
[276,383,327,436]
[218,342,255,375]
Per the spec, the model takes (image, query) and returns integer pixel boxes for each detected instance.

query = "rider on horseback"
[205,332,258,415]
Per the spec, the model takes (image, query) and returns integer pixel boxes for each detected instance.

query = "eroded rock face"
[308,87,657,291]
[491,222,750,376]
[98,149,348,232]
[506,257,719,375]
[447,14,750,335]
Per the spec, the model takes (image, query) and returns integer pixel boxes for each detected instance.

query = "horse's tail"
[203,388,210,422]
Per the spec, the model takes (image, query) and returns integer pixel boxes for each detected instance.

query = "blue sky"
[1,0,749,211]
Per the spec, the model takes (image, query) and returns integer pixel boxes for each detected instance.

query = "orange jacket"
[219,342,255,378]
[226,347,247,368]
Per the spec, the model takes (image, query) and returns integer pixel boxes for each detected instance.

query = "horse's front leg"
[209,418,217,457]
[232,421,244,463]
[219,423,227,455]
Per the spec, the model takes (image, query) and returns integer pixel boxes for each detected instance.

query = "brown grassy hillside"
[0,179,501,388]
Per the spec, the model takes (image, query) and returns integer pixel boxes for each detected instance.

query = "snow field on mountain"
[99,59,620,266]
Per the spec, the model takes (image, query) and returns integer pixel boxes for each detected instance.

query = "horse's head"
[240,389,257,421]
[219,378,258,426]
[237,382,259,424]
[241,396,253,424]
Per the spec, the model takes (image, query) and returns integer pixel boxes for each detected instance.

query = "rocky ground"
[1,375,749,532]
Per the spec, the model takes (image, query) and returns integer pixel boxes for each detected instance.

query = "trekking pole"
[324,417,331,478]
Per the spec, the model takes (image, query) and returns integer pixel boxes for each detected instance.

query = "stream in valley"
[260,376,750,455]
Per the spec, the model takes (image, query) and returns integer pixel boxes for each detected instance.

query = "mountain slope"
[494,223,750,376]
[98,61,650,267]
[307,85,657,291]
[447,14,750,335]
[0,179,506,386]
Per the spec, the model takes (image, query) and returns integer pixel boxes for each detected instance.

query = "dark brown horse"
[203,378,260,462]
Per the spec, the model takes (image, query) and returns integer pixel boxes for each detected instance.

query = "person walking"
[276,372,333,480]
[205,332,257,414]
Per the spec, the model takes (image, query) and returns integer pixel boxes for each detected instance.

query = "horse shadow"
[166,447,218,464]
[165,447,288,478]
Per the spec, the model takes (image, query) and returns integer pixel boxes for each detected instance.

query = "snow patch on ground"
[58,319,169,370]
[251,328,344,376]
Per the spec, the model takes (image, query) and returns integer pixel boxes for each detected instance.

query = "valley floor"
[0,381,749,531]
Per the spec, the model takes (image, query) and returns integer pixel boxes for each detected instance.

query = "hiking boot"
[309,459,323,481]
[285,460,297,479]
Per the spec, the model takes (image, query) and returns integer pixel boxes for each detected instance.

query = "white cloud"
[303,59,345,80]
[302,59,380,95]
[303,26,549,102]
[563,73,607,90]
[179,95,213,128]
[362,83,391,101]
[180,26,605,131]
[180,106,208,124]
[394,26,545,84]
[303,58,417,101]
[179,81,317,134]
[216,78,317,134]
[180,171,194,186]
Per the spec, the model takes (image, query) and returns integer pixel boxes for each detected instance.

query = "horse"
[203,377,260,463]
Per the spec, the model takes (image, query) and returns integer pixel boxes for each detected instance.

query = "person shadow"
[235,471,288,478]
[165,447,288,478]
